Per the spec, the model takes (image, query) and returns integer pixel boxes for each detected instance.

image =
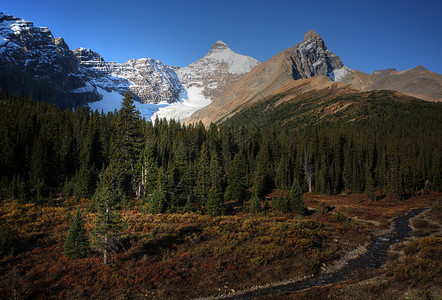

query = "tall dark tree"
[286,182,305,215]
[194,143,211,204]
[224,153,248,204]
[110,92,143,197]
[64,209,90,259]
[91,168,122,264]
[206,185,223,217]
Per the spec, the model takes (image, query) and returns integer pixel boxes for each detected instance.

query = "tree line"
[1,90,441,213]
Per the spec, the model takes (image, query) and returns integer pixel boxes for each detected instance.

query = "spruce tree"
[91,168,122,264]
[224,153,248,203]
[286,182,305,215]
[250,191,261,215]
[110,92,143,196]
[206,185,223,217]
[64,209,90,259]
[193,143,211,204]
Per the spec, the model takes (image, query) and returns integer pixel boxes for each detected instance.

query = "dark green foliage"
[272,183,305,214]
[224,153,248,203]
[206,185,223,217]
[286,183,305,215]
[110,92,143,197]
[91,169,123,264]
[64,209,90,259]
[0,90,441,217]
[250,191,261,215]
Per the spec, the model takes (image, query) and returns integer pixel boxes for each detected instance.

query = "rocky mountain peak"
[55,37,69,50]
[303,29,321,41]
[414,65,428,72]
[0,13,100,107]
[208,40,230,54]
[286,30,349,81]
[74,47,105,64]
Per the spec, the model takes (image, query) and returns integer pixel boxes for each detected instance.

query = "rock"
[0,13,100,107]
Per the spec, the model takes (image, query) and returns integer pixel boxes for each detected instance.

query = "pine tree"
[64,209,90,259]
[206,185,223,217]
[193,143,211,204]
[286,182,305,215]
[110,92,143,196]
[91,168,122,264]
[224,153,248,204]
[365,169,376,201]
[209,151,223,199]
[250,190,261,215]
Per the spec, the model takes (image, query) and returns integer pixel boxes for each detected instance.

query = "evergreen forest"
[1,90,441,212]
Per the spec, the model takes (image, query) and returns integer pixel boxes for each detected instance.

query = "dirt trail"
[202,208,426,299]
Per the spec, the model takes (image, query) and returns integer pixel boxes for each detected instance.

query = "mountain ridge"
[188,31,442,125]
[1,12,441,125]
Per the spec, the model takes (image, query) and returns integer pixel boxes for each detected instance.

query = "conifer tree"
[250,190,261,215]
[224,153,248,203]
[206,185,223,217]
[91,168,122,264]
[209,151,223,199]
[110,92,143,196]
[365,170,376,201]
[194,143,211,204]
[286,182,305,215]
[64,209,90,259]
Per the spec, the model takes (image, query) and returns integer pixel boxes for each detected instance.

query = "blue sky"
[3,0,442,74]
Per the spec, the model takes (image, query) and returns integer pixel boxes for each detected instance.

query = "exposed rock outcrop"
[0,13,100,107]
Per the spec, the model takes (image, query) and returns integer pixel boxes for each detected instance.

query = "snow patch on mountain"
[151,86,211,122]
[204,40,260,74]
[90,87,168,118]
[329,66,352,82]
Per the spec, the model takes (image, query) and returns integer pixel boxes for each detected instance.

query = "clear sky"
[3,0,442,74]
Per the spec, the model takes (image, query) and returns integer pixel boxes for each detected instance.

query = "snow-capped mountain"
[0,13,261,121]
[151,40,260,121]
[0,12,100,107]
[74,47,182,104]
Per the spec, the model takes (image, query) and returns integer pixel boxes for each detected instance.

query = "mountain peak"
[413,65,428,72]
[304,29,321,41]
[208,40,230,54]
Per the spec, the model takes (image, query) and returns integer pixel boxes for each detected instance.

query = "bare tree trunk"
[303,150,313,193]
[103,233,108,265]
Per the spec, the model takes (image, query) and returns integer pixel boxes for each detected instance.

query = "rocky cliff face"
[74,47,182,104]
[285,30,351,81]
[0,13,100,107]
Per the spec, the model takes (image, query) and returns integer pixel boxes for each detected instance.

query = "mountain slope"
[151,40,260,121]
[74,47,182,104]
[188,30,442,125]
[0,12,100,107]
[0,13,260,120]
[341,66,442,101]
[188,31,351,125]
